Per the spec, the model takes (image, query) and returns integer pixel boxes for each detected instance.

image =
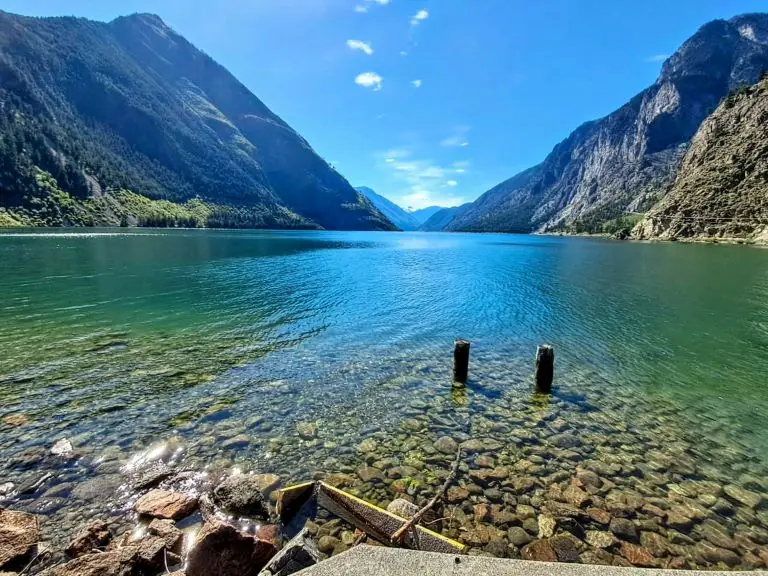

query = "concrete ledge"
[296,545,764,576]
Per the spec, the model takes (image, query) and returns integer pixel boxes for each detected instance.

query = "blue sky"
[5,0,768,209]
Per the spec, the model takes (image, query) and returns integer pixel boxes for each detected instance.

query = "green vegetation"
[547,212,644,239]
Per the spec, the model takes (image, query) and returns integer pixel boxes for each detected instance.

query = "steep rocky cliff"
[0,12,394,230]
[444,14,768,234]
[634,77,768,243]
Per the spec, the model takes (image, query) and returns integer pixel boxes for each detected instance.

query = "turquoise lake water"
[0,229,767,567]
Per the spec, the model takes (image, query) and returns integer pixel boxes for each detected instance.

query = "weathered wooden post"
[453,340,470,385]
[534,345,554,394]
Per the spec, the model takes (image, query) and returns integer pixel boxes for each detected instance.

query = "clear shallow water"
[0,229,767,568]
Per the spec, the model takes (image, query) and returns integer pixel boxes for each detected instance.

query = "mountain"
[439,14,768,234]
[0,11,394,230]
[356,186,414,230]
[633,76,768,243]
[409,206,443,226]
[419,204,472,231]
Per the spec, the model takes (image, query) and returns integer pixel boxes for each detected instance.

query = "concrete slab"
[295,545,763,576]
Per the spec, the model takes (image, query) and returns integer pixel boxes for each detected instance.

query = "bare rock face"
[635,77,768,243]
[186,521,279,576]
[0,509,40,570]
[441,14,768,235]
[65,520,112,558]
[135,489,198,520]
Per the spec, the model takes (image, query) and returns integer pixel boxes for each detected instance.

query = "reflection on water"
[0,229,767,568]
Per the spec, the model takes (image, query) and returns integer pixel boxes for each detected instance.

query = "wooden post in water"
[453,340,470,385]
[534,345,554,394]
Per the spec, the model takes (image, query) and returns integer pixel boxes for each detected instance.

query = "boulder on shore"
[186,520,279,576]
[213,475,271,518]
[135,489,198,520]
[65,520,111,558]
[0,509,40,570]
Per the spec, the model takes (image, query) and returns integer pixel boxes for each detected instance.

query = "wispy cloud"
[440,126,471,147]
[355,0,390,13]
[355,71,383,91]
[411,79,422,88]
[400,51,408,57]
[410,9,429,26]
[646,53,669,63]
[375,147,468,209]
[347,39,373,55]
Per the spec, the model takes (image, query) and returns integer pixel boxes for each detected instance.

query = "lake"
[1,229,767,568]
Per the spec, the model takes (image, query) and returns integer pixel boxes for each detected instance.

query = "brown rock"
[40,549,135,576]
[65,520,111,558]
[357,467,385,484]
[586,508,611,525]
[563,484,591,508]
[550,534,580,562]
[476,455,495,468]
[473,504,491,523]
[489,505,517,527]
[696,541,741,567]
[575,469,600,489]
[665,512,693,530]
[0,509,40,569]
[724,484,763,509]
[186,521,278,576]
[148,519,183,555]
[446,486,469,503]
[620,542,658,567]
[317,536,340,554]
[1,414,27,427]
[324,473,355,489]
[609,518,637,541]
[522,539,558,562]
[639,531,668,557]
[469,468,508,487]
[579,549,614,565]
[508,526,532,547]
[135,490,198,520]
[699,522,739,551]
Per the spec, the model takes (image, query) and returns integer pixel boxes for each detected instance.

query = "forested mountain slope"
[0,11,394,230]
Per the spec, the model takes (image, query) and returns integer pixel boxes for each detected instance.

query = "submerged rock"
[386,499,419,519]
[724,484,763,509]
[434,436,458,454]
[135,489,198,520]
[0,509,40,569]
[40,549,135,576]
[51,439,73,457]
[296,422,317,440]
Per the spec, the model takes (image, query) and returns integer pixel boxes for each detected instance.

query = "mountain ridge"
[0,11,394,230]
[439,13,768,234]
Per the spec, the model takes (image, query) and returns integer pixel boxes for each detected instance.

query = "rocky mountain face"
[0,12,394,230]
[356,186,414,230]
[442,14,768,234]
[633,77,768,243]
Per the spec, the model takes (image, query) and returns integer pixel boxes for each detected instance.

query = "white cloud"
[411,79,422,88]
[400,51,408,57]
[646,54,669,63]
[355,71,383,91]
[410,9,429,26]
[374,147,468,209]
[440,126,471,147]
[347,39,373,55]
[356,0,390,12]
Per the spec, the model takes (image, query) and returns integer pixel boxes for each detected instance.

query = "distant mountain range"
[431,13,768,241]
[355,187,447,231]
[0,11,394,230]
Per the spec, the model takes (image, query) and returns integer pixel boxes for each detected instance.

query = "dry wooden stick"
[391,446,462,543]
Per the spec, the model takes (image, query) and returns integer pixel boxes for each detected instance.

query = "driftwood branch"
[391,446,462,543]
